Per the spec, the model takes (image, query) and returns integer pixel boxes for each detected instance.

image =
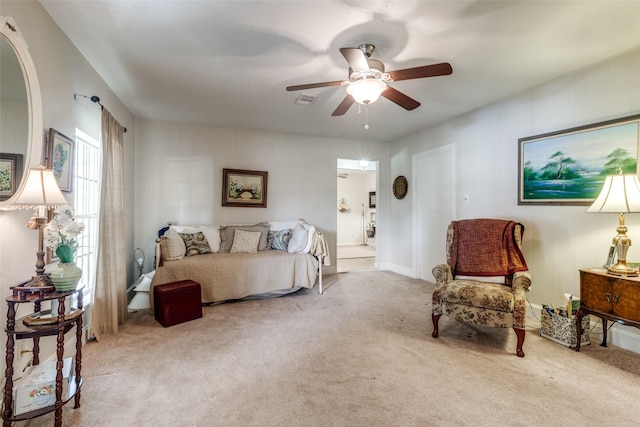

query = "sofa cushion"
[199,226,221,253]
[440,279,514,312]
[454,275,506,284]
[219,223,270,252]
[269,220,300,231]
[230,229,261,253]
[270,229,291,251]
[287,223,309,254]
[163,227,186,260]
[179,231,212,256]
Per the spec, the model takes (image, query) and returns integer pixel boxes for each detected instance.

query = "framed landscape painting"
[518,114,640,205]
[45,128,74,192]
[0,153,23,201]
[222,168,268,208]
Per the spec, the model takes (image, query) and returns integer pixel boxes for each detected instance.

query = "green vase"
[50,262,82,291]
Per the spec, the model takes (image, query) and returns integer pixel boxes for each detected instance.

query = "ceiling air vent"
[295,94,316,105]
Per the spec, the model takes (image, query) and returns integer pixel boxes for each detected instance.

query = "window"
[74,129,101,302]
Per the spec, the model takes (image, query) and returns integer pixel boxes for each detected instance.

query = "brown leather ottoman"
[154,280,202,327]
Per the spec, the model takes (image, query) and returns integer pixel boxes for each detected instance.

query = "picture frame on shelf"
[45,128,74,193]
[518,114,640,205]
[0,153,23,201]
[45,208,59,265]
[603,244,616,269]
[222,168,268,208]
[369,191,376,208]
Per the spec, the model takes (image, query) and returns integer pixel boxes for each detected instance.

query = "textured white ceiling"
[39,1,640,142]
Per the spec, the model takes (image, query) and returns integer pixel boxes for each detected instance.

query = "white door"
[413,145,455,280]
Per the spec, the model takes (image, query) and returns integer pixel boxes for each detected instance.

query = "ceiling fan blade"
[286,81,344,91]
[340,47,369,71]
[381,86,420,111]
[332,95,355,116]
[388,62,453,81]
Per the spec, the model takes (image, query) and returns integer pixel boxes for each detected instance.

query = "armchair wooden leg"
[513,327,525,357]
[432,313,441,338]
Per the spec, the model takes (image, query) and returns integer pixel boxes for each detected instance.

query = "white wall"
[337,169,375,245]
[0,1,135,372]
[388,47,640,352]
[133,119,389,274]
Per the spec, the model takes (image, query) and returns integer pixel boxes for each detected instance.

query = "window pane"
[74,129,101,303]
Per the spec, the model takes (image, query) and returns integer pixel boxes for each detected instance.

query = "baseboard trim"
[529,303,640,355]
[379,262,416,278]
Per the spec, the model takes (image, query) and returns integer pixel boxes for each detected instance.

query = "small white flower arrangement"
[44,205,85,263]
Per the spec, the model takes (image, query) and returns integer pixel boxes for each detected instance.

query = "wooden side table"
[2,283,83,427]
[575,268,640,351]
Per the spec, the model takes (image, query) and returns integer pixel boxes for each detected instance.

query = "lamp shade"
[9,166,67,209]
[346,79,387,104]
[587,173,640,213]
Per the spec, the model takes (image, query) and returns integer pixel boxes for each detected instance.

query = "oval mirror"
[0,16,42,205]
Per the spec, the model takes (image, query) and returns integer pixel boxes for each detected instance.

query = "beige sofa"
[150,220,329,312]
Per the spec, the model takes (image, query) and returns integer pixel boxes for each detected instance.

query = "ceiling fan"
[286,43,452,117]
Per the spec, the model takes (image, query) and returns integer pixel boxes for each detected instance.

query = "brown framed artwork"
[369,191,376,208]
[222,168,268,208]
[0,153,23,201]
[45,128,74,193]
[518,114,640,205]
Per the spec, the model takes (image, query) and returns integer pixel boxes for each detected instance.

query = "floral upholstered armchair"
[431,219,531,357]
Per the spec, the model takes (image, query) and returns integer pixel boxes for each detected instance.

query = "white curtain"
[89,108,126,339]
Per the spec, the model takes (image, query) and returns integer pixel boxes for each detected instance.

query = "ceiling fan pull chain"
[364,104,370,130]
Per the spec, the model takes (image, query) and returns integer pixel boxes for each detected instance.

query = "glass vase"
[50,262,82,291]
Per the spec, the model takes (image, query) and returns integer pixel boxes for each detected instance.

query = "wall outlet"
[463,194,470,203]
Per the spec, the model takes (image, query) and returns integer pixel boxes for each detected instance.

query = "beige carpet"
[337,244,375,259]
[17,271,640,426]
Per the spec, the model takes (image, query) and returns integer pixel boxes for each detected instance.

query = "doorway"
[337,159,377,272]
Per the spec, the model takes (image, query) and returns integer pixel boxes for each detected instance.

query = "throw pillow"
[288,223,309,254]
[179,231,212,256]
[270,229,291,251]
[219,223,270,252]
[266,231,275,249]
[302,225,315,253]
[163,227,186,260]
[230,229,261,254]
[199,226,221,252]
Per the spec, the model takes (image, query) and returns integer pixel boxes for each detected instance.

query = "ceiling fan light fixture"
[346,79,387,105]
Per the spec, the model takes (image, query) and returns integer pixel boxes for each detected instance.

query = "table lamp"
[587,169,640,276]
[8,165,68,288]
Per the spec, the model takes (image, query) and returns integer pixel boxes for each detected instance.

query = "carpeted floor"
[337,245,376,272]
[16,270,640,426]
[336,244,375,259]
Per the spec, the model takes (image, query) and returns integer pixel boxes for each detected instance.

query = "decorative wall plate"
[393,176,408,199]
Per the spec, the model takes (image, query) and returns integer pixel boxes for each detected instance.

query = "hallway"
[336,244,376,272]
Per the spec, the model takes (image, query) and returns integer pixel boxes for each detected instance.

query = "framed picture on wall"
[0,153,23,201]
[45,208,59,265]
[222,168,268,208]
[45,128,74,192]
[369,191,376,208]
[518,114,640,205]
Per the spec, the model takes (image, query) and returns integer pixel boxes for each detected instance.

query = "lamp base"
[23,274,56,292]
[607,261,638,277]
